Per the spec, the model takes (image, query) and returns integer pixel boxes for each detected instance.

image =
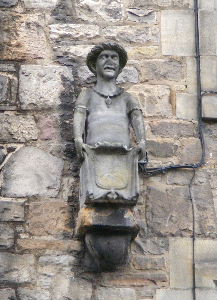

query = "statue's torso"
[86,93,131,147]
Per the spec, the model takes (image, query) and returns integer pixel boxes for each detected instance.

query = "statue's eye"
[100,55,107,60]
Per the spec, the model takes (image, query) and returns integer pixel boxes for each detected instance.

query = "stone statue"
[73,43,146,206]
[74,42,146,271]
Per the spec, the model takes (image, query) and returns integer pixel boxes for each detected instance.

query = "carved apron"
[79,96,139,207]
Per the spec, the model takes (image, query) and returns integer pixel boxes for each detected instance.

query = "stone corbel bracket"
[76,207,139,272]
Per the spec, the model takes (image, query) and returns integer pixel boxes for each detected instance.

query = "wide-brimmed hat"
[86,42,128,75]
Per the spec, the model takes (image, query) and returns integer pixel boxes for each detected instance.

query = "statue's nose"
[106,56,113,64]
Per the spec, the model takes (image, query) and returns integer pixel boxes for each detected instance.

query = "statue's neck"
[95,77,117,95]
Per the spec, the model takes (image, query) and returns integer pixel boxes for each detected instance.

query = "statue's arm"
[128,94,146,160]
[73,88,89,159]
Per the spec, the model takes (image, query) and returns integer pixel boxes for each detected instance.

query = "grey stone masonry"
[202,95,217,120]
[0,223,14,249]
[0,253,36,284]
[19,65,74,110]
[17,288,50,300]
[199,10,217,55]
[23,0,58,9]
[0,114,38,142]
[2,147,64,198]
[0,199,25,222]
[95,287,137,300]
[156,289,193,300]
[0,289,17,300]
[0,0,17,7]
[161,10,195,56]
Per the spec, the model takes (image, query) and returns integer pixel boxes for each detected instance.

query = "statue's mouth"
[104,66,115,71]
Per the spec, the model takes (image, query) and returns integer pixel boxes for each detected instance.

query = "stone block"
[149,120,197,138]
[17,239,81,252]
[129,0,193,8]
[139,59,184,82]
[199,0,217,9]
[0,64,16,72]
[0,224,14,249]
[0,199,25,221]
[27,202,72,236]
[0,0,17,7]
[135,288,155,299]
[195,239,217,263]
[0,253,35,284]
[132,237,169,255]
[39,254,77,267]
[147,140,178,157]
[23,0,58,8]
[199,11,217,55]
[102,25,159,44]
[176,94,197,120]
[0,289,17,300]
[132,255,165,270]
[201,56,217,91]
[53,45,93,63]
[116,66,139,84]
[0,13,50,60]
[0,75,9,103]
[95,287,136,300]
[196,288,217,300]
[167,169,194,185]
[195,262,217,288]
[202,95,217,120]
[155,289,193,300]
[127,8,156,23]
[52,275,92,300]
[0,146,7,164]
[0,114,37,142]
[186,57,197,94]
[19,65,74,110]
[129,84,172,117]
[169,238,193,288]
[37,115,59,141]
[75,0,123,22]
[161,10,195,56]
[127,46,159,59]
[50,24,99,43]
[173,0,193,7]
[0,74,17,109]
[192,183,217,237]
[2,147,64,198]
[101,271,168,287]
[17,289,50,300]
[146,184,192,236]
[180,138,202,164]
[76,207,139,237]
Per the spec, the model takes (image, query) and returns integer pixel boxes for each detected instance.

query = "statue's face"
[95,50,120,79]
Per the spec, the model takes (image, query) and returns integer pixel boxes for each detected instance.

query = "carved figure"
[73,43,146,206]
[74,43,145,271]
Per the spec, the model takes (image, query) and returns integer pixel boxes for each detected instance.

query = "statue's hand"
[74,138,85,160]
[137,140,146,162]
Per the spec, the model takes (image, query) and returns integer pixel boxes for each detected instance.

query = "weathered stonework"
[0,0,216,299]
[0,289,17,300]
[0,114,38,142]
[2,147,64,198]
[0,223,14,249]
[0,253,36,284]
[19,65,74,110]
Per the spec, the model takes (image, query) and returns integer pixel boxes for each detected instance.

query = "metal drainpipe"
[193,1,202,299]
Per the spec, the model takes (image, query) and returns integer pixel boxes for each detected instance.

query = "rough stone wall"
[0,0,217,300]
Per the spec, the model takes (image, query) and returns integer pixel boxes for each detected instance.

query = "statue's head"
[86,42,128,77]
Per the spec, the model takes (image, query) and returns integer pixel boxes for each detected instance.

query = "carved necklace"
[92,87,124,108]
